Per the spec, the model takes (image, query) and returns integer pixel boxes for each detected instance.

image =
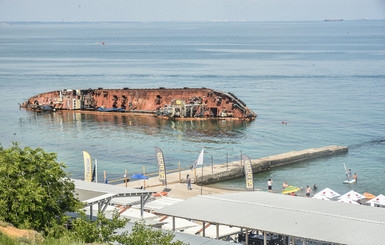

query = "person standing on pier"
[186,174,192,190]
[268,179,273,192]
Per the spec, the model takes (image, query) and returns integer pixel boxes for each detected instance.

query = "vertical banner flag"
[82,151,92,182]
[191,148,204,169]
[154,147,167,184]
[243,155,254,191]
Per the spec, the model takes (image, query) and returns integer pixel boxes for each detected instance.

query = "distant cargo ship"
[324,19,343,22]
[21,87,257,120]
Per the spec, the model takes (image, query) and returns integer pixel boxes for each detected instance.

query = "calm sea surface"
[0,21,384,195]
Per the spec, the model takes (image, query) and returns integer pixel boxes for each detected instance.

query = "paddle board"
[343,179,356,184]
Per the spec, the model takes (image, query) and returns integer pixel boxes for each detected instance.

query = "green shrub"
[71,211,128,244]
[0,143,81,234]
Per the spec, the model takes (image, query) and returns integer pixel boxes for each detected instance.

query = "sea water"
[0,21,384,195]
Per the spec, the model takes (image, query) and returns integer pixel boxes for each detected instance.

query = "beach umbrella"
[131,174,149,179]
[313,188,340,199]
[338,190,364,201]
[337,197,359,205]
[281,186,301,195]
[312,196,331,201]
[366,194,385,206]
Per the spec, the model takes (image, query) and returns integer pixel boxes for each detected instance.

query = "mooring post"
[179,161,181,182]
[240,150,243,167]
[143,166,146,189]
[125,169,127,187]
[211,155,213,173]
[226,153,228,170]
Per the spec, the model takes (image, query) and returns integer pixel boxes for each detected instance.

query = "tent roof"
[313,187,340,199]
[366,194,385,205]
[156,191,385,245]
[73,179,156,205]
[339,190,364,201]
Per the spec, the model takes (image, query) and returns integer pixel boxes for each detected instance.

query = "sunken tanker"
[21,87,257,120]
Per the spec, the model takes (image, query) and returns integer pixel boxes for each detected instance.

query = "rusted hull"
[21,87,257,120]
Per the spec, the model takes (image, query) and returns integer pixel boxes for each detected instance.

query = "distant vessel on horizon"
[324,18,343,22]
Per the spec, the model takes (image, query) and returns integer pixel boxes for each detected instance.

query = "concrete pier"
[198,145,348,185]
[124,145,348,190]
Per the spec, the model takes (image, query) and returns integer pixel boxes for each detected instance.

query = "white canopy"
[313,188,341,199]
[366,194,385,206]
[337,197,359,205]
[312,195,330,201]
[339,190,364,201]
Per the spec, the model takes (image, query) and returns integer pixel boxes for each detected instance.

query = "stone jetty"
[198,145,348,185]
[123,145,348,189]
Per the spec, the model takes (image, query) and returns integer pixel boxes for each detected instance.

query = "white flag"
[191,148,204,169]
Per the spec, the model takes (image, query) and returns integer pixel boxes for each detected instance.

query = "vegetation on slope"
[0,143,186,244]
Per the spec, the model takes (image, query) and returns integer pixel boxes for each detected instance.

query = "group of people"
[268,179,316,197]
[347,169,358,181]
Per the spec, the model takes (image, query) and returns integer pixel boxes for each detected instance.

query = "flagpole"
[95,159,98,183]
[201,163,203,195]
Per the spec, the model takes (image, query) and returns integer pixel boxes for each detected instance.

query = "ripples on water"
[1,21,385,195]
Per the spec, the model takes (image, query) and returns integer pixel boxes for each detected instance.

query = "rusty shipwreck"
[21,87,257,120]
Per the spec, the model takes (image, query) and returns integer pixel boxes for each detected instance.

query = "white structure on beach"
[156,191,385,245]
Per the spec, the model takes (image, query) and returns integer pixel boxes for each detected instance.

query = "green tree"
[71,211,128,244]
[0,143,81,233]
[72,212,186,245]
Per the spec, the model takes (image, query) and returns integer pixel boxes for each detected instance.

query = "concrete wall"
[197,145,348,185]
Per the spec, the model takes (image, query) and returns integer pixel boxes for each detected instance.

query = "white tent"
[313,188,341,199]
[366,194,385,206]
[137,197,183,211]
[338,190,364,201]
[312,195,331,201]
[337,197,359,205]
[120,207,157,220]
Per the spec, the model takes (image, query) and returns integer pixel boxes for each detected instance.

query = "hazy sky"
[0,0,384,22]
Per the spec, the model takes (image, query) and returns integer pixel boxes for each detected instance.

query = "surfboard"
[342,162,356,184]
[343,179,356,184]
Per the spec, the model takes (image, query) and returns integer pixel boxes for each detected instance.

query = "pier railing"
[105,162,192,187]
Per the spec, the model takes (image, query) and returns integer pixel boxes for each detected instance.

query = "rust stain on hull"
[21,87,257,120]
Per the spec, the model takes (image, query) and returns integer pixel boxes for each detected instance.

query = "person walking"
[306,186,312,197]
[267,179,273,192]
[186,174,192,190]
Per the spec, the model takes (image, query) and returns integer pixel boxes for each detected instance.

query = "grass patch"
[0,231,21,245]
[0,231,92,245]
